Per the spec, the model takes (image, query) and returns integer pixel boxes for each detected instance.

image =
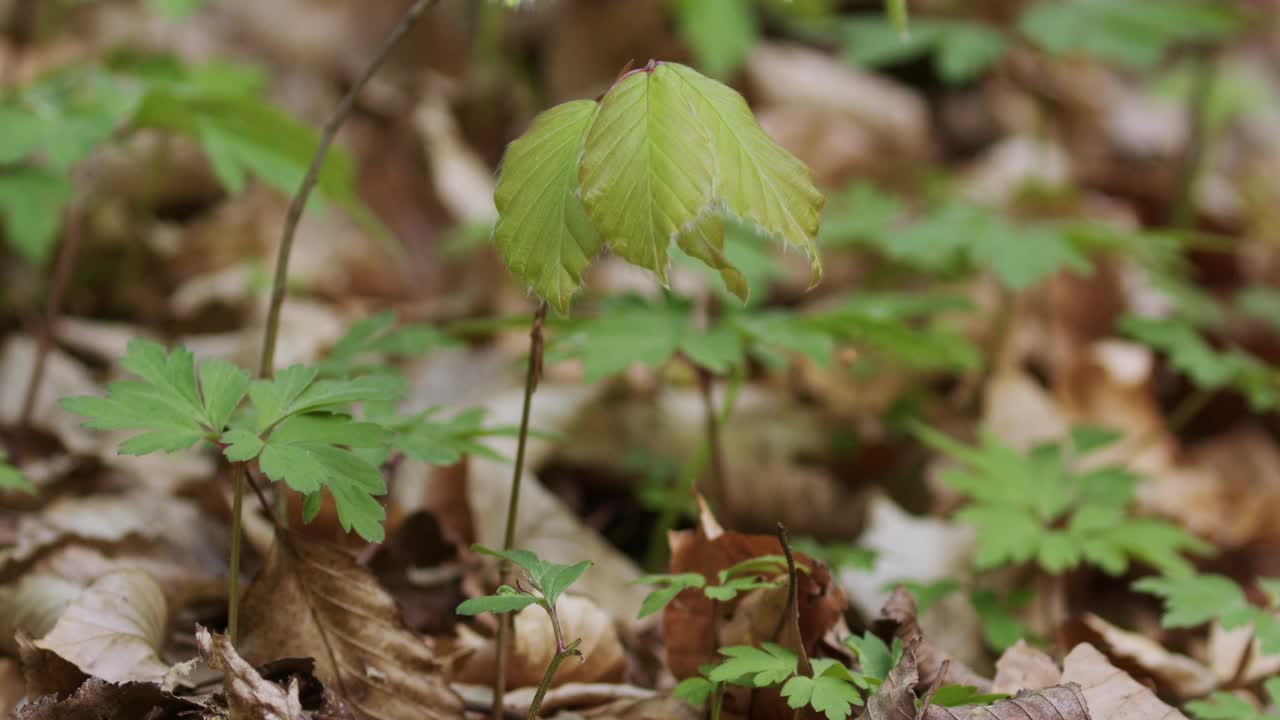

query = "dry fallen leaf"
[198,625,306,720]
[992,640,1061,694]
[862,640,920,720]
[448,593,625,689]
[1061,643,1188,720]
[874,587,990,691]
[0,574,81,656]
[924,684,1091,720]
[1080,613,1216,699]
[33,569,170,685]
[239,530,464,720]
[13,677,200,720]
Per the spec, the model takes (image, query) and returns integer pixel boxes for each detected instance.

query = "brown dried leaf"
[13,677,200,720]
[0,574,81,655]
[663,503,846,679]
[1061,643,1188,720]
[198,625,305,720]
[922,684,1091,720]
[1080,613,1216,699]
[861,641,919,720]
[239,530,464,720]
[992,640,1061,694]
[874,587,990,691]
[33,570,170,684]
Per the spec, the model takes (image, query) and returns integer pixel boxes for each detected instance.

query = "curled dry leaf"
[449,593,625,689]
[992,640,1061,694]
[197,625,305,720]
[33,569,170,685]
[1080,613,1216,699]
[923,684,1090,720]
[862,639,920,720]
[1061,643,1188,720]
[663,502,846,679]
[238,530,464,720]
[874,587,990,691]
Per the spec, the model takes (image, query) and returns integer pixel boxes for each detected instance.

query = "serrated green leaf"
[249,365,319,431]
[708,643,797,686]
[301,491,322,523]
[540,559,591,607]
[579,64,715,285]
[258,429,387,542]
[456,586,540,616]
[270,415,387,448]
[1185,691,1267,720]
[844,632,896,682]
[634,573,706,618]
[198,359,250,430]
[494,99,603,314]
[664,64,824,285]
[676,209,749,304]
[969,589,1032,652]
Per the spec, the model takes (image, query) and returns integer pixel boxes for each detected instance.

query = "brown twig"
[914,658,950,720]
[256,0,437,379]
[772,523,810,675]
[17,195,85,436]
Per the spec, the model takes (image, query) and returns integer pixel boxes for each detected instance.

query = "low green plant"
[633,554,804,618]
[456,546,592,720]
[916,423,1210,577]
[843,17,1006,85]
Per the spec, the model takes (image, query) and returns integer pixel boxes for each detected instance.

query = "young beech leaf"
[493,100,603,314]
[579,63,717,285]
[708,643,797,687]
[456,586,540,616]
[470,545,590,607]
[579,63,824,292]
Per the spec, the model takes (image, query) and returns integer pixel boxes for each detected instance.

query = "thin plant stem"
[771,523,810,675]
[226,0,438,649]
[645,365,745,571]
[256,0,437,379]
[709,685,724,720]
[525,637,581,720]
[18,194,84,435]
[226,465,246,643]
[1169,51,1217,230]
[495,302,548,720]
[697,365,729,517]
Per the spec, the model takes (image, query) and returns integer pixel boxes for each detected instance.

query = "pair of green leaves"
[0,451,34,494]
[633,554,797,619]
[915,423,1211,577]
[493,62,823,314]
[455,545,591,616]
[62,339,403,542]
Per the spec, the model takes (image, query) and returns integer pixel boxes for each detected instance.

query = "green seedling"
[456,546,592,720]
[0,450,34,494]
[633,554,806,618]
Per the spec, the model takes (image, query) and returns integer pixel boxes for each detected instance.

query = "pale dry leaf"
[0,337,99,454]
[862,640,919,720]
[239,530,464,720]
[992,640,1061,694]
[33,569,170,685]
[0,574,82,655]
[1081,613,1216,699]
[923,684,1091,720]
[197,625,305,720]
[1208,623,1280,687]
[874,586,990,691]
[450,593,625,690]
[1061,643,1188,720]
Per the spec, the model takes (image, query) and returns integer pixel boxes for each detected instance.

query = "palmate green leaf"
[257,429,387,543]
[493,100,603,314]
[781,670,864,720]
[61,339,247,455]
[633,573,706,618]
[969,589,1032,652]
[672,676,715,709]
[248,366,404,431]
[708,643,797,686]
[316,310,456,379]
[456,586,540,616]
[390,407,512,466]
[844,632,899,683]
